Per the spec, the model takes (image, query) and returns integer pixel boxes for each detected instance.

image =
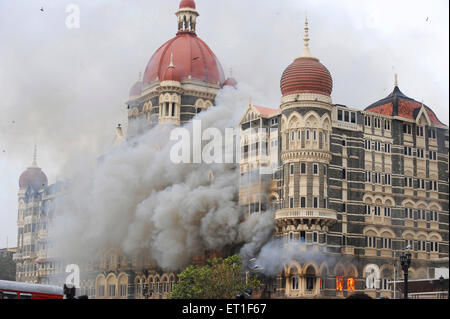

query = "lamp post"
[400,251,411,299]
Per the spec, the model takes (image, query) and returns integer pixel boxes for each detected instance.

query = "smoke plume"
[48,84,275,271]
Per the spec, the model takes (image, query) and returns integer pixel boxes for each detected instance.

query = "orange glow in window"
[336,276,344,291]
[347,278,355,292]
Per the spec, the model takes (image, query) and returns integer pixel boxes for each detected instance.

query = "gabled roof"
[239,105,280,125]
[253,106,280,117]
[365,86,444,126]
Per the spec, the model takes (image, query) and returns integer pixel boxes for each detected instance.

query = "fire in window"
[336,276,344,291]
[347,278,355,292]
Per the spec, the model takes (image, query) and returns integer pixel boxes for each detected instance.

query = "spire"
[169,53,175,68]
[31,144,37,167]
[113,124,125,146]
[301,15,312,58]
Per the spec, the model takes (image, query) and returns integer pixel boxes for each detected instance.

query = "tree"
[171,255,263,299]
[0,257,16,281]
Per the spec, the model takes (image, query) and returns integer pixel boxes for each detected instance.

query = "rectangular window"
[428,129,436,139]
[429,151,437,161]
[313,232,318,243]
[382,238,392,249]
[403,124,412,134]
[374,172,381,184]
[374,206,381,216]
[417,241,426,251]
[313,163,318,175]
[120,284,127,297]
[405,239,414,250]
[313,130,317,140]
[289,198,294,209]
[365,116,371,127]
[344,111,349,122]
[364,140,371,150]
[300,197,306,208]
[300,231,306,242]
[324,198,327,209]
[384,143,391,153]
[367,237,376,248]
[306,130,310,140]
[290,164,294,175]
[365,171,371,183]
[291,131,295,141]
[342,235,347,246]
[342,168,347,180]
[404,146,412,156]
[405,177,413,188]
[351,112,356,124]
[313,197,319,208]
[301,163,306,174]
[431,211,438,222]
[338,109,343,121]
[430,181,438,191]
[365,205,371,215]
[384,207,391,217]
[405,208,413,219]
[417,148,424,158]
[417,126,424,137]
[419,179,425,190]
[384,174,391,185]
[431,242,439,252]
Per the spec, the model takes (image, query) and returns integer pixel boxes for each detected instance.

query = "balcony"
[275,208,337,225]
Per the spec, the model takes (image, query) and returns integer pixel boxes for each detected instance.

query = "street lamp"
[400,251,411,299]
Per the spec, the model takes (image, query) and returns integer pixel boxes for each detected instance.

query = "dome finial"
[394,73,398,87]
[32,144,37,167]
[301,15,312,57]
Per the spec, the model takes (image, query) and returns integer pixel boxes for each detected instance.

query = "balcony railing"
[275,208,337,222]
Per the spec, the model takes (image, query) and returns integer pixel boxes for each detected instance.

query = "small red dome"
[179,0,196,9]
[129,81,142,97]
[281,57,333,96]
[223,77,238,88]
[162,65,181,82]
[143,33,225,86]
[19,167,48,190]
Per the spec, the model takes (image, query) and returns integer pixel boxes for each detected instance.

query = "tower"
[15,146,48,283]
[126,0,227,138]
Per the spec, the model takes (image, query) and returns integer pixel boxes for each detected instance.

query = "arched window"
[169,275,175,293]
[155,277,161,294]
[163,277,168,294]
[292,275,299,290]
[305,266,316,291]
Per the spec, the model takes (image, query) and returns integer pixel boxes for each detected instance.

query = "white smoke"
[252,239,340,277]
[48,83,276,271]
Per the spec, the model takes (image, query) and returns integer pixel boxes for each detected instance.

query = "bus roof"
[0,280,64,295]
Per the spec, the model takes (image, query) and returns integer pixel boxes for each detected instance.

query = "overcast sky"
[0,0,448,249]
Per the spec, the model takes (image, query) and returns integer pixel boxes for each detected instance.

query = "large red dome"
[19,167,48,190]
[143,33,225,86]
[281,57,333,96]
